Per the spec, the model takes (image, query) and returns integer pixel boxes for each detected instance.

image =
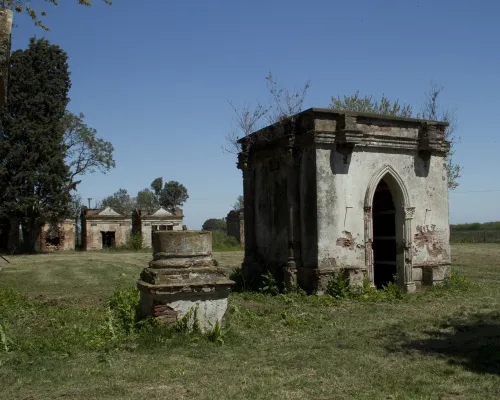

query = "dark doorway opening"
[372,179,397,288]
[101,231,115,248]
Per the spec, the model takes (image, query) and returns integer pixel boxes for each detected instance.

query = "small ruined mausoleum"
[237,108,451,293]
[226,208,244,247]
[81,207,131,250]
[36,219,75,252]
[132,207,184,248]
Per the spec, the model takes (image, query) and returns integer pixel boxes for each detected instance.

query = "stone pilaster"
[403,207,416,293]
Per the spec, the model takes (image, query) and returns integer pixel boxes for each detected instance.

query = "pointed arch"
[364,164,411,210]
[363,164,415,292]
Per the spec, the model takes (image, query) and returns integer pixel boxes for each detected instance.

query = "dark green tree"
[150,178,189,212]
[202,218,227,232]
[101,188,135,216]
[0,37,72,252]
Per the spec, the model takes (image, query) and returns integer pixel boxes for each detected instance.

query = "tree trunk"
[21,221,41,253]
[0,8,12,108]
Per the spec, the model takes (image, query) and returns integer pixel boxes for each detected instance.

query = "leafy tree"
[0,37,72,252]
[101,188,135,216]
[135,188,159,213]
[329,86,461,189]
[63,111,115,188]
[202,218,227,232]
[233,195,243,210]
[329,90,413,117]
[150,177,189,212]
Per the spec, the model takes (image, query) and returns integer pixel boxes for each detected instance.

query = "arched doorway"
[372,178,397,288]
[364,165,415,292]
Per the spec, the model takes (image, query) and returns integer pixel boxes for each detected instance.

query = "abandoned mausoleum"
[132,207,184,248]
[81,207,131,250]
[237,108,451,293]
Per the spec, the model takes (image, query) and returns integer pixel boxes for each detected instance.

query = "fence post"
[484,230,487,243]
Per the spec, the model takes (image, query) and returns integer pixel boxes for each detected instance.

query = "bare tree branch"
[224,72,311,154]
[418,82,461,190]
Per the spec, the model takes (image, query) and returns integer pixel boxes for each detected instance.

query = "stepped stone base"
[137,231,234,332]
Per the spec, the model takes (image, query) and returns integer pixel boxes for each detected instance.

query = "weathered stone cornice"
[237,108,450,162]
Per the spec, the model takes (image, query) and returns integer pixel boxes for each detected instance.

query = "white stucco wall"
[316,147,450,272]
[140,221,183,248]
[85,220,131,250]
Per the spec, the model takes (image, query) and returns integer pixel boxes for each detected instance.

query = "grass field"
[1,245,500,399]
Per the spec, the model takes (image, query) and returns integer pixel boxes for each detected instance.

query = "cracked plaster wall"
[316,146,450,276]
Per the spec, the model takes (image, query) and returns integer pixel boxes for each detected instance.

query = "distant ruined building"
[226,208,244,247]
[132,207,184,248]
[81,207,131,250]
[37,219,75,252]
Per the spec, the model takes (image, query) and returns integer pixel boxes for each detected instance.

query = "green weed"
[259,272,280,296]
[229,266,246,292]
[107,287,141,335]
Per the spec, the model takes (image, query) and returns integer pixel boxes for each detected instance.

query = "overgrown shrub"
[325,270,351,299]
[211,230,241,251]
[107,287,141,335]
[127,233,144,250]
[441,270,474,291]
[325,271,406,302]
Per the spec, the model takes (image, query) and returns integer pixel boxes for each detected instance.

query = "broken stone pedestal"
[137,230,234,332]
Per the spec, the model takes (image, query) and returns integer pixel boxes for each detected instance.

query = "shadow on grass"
[393,312,500,375]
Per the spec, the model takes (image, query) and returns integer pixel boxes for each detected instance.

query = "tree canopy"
[135,188,159,214]
[150,178,189,212]
[0,37,72,251]
[100,188,135,216]
[63,111,115,188]
[202,218,227,232]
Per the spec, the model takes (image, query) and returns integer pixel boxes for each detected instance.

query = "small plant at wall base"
[259,272,280,296]
[326,270,351,299]
[229,267,246,292]
[206,320,227,345]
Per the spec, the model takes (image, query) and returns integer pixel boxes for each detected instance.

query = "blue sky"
[11,0,500,229]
